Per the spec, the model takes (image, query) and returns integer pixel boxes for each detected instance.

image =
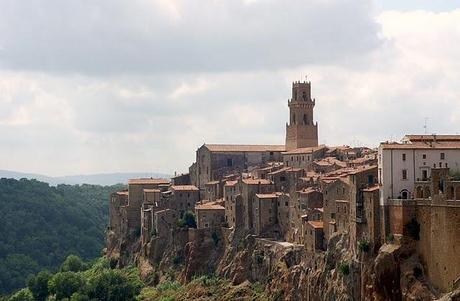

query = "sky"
[1,0,460,177]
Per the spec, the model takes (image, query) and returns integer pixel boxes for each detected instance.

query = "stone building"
[204,180,223,202]
[195,202,225,229]
[362,185,380,251]
[335,200,349,234]
[285,81,319,151]
[253,193,278,236]
[282,146,326,169]
[223,180,241,228]
[239,178,275,231]
[162,185,200,216]
[109,190,128,235]
[304,221,324,253]
[322,177,350,240]
[190,144,284,196]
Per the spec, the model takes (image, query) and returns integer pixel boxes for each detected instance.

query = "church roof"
[203,144,285,152]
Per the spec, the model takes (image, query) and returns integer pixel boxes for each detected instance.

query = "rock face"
[107,227,452,301]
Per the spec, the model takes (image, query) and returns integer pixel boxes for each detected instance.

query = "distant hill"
[0,170,172,186]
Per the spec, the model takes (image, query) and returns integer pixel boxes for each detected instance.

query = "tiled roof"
[380,142,460,150]
[143,189,161,193]
[255,193,279,199]
[404,135,460,142]
[128,178,170,185]
[282,145,326,155]
[205,180,220,185]
[195,203,225,210]
[204,144,285,152]
[224,180,238,186]
[171,185,199,191]
[116,191,128,196]
[242,178,272,185]
[308,221,324,229]
[362,185,379,192]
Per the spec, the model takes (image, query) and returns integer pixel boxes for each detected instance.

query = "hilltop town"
[106,81,460,300]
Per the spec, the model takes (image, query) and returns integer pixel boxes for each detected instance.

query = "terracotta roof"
[380,142,460,150]
[171,185,199,191]
[282,145,326,155]
[128,178,170,185]
[143,189,160,193]
[347,165,377,175]
[204,144,285,152]
[362,185,379,192]
[299,188,319,195]
[116,191,128,196]
[224,180,238,186]
[242,178,272,185]
[195,203,225,210]
[404,135,460,142]
[255,193,279,199]
[336,199,349,204]
[205,180,220,185]
[308,221,324,229]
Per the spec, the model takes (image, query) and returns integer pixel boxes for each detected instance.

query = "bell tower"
[285,80,319,151]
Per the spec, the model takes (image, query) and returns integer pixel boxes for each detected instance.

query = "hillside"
[0,178,125,295]
[0,170,172,186]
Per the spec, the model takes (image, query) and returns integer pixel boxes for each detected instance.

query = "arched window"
[424,186,431,198]
[416,186,423,198]
[401,190,409,199]
[302,91,307,101]
[303,114,308,125]
[292,114,296,124]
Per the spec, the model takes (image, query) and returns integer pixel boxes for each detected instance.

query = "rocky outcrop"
[107,227,450,301]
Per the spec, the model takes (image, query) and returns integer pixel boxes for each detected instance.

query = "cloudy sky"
[1,0,460,176]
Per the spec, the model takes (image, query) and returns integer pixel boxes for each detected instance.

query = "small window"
[285,201,289,206]
[227,158,233,167]
[441,153,445,160]
[402,169,407,180]
[402,153,406,161]
[280,176,286,182]
[270,151,274,156]
[423,154,427,159]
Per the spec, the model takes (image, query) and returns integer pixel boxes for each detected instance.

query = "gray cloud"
[0,0,381,75]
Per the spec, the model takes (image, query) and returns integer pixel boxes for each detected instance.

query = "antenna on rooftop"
[424,117,429,134]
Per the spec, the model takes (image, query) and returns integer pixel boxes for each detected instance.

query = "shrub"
[8,288,34,301]
[27,270,51,301]
[387,233,394,242]
[339,262,350,276]
[48,272,84,300]
[61,255,87,272]
[177,211,197,228]
[358,239,370,253]
[86,269,142,301]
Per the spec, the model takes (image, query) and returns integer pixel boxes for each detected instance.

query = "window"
[402,153,406,161]
[422,170,428,181]
[423,154,427,159]
[280,176,286,182]
[402,169,407,180]
[227,158,233,167]
[441,153,445,160]
[270,151,274,156]
[285,201,289,206]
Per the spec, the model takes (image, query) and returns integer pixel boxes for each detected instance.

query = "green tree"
[48,272,84,300]
[69,292,90,301]
[61,255,86,273]
[86,269,142,301]
[177,211,197,228]
[7,288,33,301]
[27,270,51,301]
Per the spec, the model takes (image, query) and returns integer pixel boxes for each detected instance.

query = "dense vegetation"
[2,255,270,301]
[2,256,143,301]
[0,178,124,295]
